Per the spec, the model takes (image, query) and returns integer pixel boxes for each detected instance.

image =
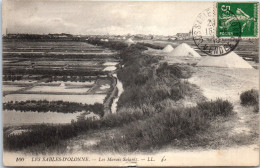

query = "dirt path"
[189,67,259,142]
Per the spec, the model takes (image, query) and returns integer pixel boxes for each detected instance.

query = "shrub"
[170,86,184,101]
[100,106,209,151]
[157,62,182,78]
[155,98,176,113]
[101,108,143,128]
[156,62,193,79]
[240,89,259,106]
[140,103,156,116]
[197,99,234,118]
[97,99,234,151]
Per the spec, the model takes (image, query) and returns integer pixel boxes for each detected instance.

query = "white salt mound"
[125,38,134,44]
[170,43,201,58]
[103,66,117,71]
[103,62,118,66]
[196,51,253,69]
[60,82,65,87]
[163,45,174,52]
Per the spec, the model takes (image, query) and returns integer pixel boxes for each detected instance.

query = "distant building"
[176,31,191,39]
[168,37,177,41]
[49,33,73,38]
[153,35,169,40]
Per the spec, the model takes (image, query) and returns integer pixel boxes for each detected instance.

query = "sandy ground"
[185,66,259,161]
[189,67,259,136]
[189,67,259,101]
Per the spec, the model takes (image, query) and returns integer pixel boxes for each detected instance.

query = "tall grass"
[96,99,234,151]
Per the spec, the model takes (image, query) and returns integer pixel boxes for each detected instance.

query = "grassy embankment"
[4,40,234,153]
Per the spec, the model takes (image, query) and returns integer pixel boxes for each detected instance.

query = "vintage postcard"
[2,0,259,166]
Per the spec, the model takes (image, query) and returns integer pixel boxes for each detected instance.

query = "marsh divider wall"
[103,73,118,115]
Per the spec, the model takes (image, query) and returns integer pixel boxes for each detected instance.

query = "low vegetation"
[117,45,194,111]
[4,98,234,151]
[3,75,100,82]
[3,75,23,81]
[240,89,259,106]
[45,76,98,83]
[3,53,115,59]
[3,100,104,117]
[4,68,107,77]
[240,89,259,112]
[197,99,234,117]
[4,108,144,151]
[96,99,234,151]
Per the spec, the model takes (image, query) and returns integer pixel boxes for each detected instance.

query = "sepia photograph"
[2,0,259,166]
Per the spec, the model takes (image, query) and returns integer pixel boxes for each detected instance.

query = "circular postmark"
[192,8,241,56]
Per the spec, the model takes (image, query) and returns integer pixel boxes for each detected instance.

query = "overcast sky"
[3,0,212,35]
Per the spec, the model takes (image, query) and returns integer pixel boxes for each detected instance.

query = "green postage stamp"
[217,2,258,37]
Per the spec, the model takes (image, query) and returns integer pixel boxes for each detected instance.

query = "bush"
[157,62,182,78]
[156,62,193,79]
[155,98,176,113]
[197,99,234,117]
[140,103,156,116]
[99,106,209,151]
[101,108,144,128]
[240,89,259,106]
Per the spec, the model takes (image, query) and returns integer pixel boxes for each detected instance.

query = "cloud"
[4,1,212,35]
[9,16,78,34]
